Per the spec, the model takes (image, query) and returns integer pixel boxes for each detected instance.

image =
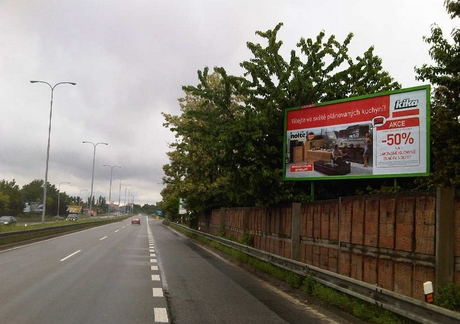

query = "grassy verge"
[168,222,416,324]
[0,216,130,247]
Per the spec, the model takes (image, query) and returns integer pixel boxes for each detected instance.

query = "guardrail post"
[291,202,301,261]
[435,187,455,295]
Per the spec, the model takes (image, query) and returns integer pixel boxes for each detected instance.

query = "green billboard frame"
[283,85,431,181]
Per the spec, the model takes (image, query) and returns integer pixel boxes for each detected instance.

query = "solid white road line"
[60,250,81,261]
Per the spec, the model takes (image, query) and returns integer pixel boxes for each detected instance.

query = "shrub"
[435,283,460,311]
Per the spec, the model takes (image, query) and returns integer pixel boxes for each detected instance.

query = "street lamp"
[57,181,70,217]
[82,141,108,216]
[31,80,76,223]
[78,189,88,206]
[103,164,121,214]
[131,192,137,214]
[115,178,125,214]
[123,184,131,214]
[127,191,136,214]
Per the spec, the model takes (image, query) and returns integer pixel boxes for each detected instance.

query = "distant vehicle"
[66,214,78,221]
[131,218,140,225]
[0,216,17,225]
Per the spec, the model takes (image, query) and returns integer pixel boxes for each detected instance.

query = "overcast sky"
[0,0,457,206]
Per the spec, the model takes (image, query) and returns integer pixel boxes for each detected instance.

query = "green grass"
[0,215,131,246]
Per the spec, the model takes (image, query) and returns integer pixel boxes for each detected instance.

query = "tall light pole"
[31,80,76,223]
[57,181,70,217]
[115,178,125,214]
[131,192,137,214]
[123,184,131,214]
[78,189,88,206]
[103,164,121,214]
[83,141,108,216]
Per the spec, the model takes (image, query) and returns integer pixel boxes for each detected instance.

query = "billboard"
[178,198,187,214]
[283,85,430,180]
[23,201,42,213]
[67,205,83,213]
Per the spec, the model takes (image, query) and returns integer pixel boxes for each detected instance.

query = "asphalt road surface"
[0,216,358,324]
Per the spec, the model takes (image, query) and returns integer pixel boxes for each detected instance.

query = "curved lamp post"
[78,189,88,206]
[82,141,108,216]
[115,178,125,214]
[103,164,121,214]
[57,181,70,217]
[31,80,76,223]
[123,184,131,214]
[131,192,137,214]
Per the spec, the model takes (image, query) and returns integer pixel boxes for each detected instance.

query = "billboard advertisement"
[178,198,187,215]
[23,201,42,213]
[67,205,83,213]
[283,85,430,180]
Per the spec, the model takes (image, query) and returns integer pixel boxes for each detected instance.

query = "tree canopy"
[415,0,460,188]
[162,23,400,216]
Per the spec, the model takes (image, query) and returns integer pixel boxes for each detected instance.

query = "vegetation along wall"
[197,188,459,301]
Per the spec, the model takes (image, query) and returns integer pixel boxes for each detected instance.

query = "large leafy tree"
[21,179,61,216]
[415,0,460,188]
[234,23,400,203]
[163,70,246,213]
[0,179,22,215]
[21,179,45,203]
[162,23,400,213]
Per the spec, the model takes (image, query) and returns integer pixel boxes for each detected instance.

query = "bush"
[435,283,460,311]
[239,231,254,246]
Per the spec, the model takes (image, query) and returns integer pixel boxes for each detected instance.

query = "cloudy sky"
[0,0,456,206]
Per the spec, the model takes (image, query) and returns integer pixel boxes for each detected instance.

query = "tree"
[0,179,23,215]
[237,23,400,204]
[415,0,460,188]
[163,70,247,213]
[162,23,400,213]
[21,179,44,203]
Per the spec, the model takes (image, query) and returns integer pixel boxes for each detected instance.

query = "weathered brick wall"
[455,199,460,283]
[197,190,458,300]
[223,208,244,241]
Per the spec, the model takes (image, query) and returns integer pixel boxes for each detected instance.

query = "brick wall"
[197,189,459,300]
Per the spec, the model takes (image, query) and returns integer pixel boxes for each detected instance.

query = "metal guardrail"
[175,224,460,324]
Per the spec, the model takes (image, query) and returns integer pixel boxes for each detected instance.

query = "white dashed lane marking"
[60,250,81,261]
[147,217,169,323]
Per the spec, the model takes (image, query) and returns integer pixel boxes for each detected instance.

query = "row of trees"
[0,178,162,218]
[159,1,460,219]
[0,179,106,217]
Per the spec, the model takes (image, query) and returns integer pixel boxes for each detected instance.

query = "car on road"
[0,216,17,225]
[66,214,78,221]
[131,218,140,225]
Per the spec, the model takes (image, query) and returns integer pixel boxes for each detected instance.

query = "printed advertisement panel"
[178,198,187,214]
[283,85,430,180]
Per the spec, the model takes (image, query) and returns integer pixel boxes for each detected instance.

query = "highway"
[0,216,357,324]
